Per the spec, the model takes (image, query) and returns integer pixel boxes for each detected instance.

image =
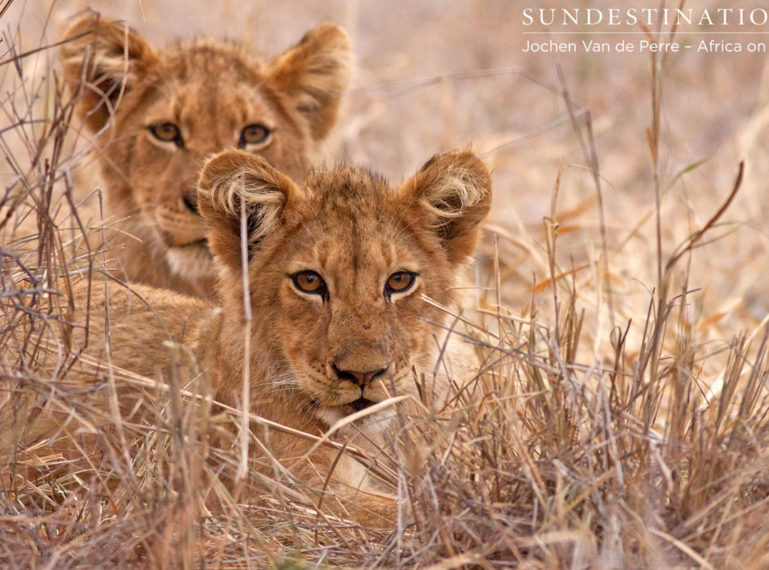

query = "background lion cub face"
[198,149,491,425]
[61,14,351,296]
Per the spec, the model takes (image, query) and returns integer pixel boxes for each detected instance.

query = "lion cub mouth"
[176,238,209,249]
[347,397,376,412]
[309,397,378,414]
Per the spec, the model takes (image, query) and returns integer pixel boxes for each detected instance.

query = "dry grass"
[3,0,769,567]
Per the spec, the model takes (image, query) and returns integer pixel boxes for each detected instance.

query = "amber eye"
[148,122,183,147]
[291,270,327,297]
[239,123,272,147]
[385,271,417,297]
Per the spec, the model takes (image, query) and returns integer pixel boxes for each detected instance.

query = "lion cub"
[61,14,351,297]
[8,148,491,526]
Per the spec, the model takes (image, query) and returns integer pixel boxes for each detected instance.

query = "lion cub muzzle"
[330,362,391,413]
[153,207,209,248]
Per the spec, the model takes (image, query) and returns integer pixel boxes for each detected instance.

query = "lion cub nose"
[333,364,388,387]
[182,188,199,214]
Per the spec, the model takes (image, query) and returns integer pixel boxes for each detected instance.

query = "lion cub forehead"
[161,40,263,81]
[302,165,394,214]
[287,166,417,269]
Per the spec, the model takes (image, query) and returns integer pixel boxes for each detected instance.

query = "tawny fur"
[60,13,352,297]
[3,149,492,527]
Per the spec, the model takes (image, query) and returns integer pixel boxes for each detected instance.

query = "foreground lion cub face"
[61,14,351,296]
[198,149,492,426]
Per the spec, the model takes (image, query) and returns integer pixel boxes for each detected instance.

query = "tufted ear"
[60,13,158,133]
[266,23,352,141]
[398,150,492,266]
[197,149,298,273]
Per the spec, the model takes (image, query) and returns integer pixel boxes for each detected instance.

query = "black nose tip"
[182,189,199,214]
[333,364,388,387]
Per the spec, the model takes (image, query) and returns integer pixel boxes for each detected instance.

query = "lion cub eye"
[239,123,272,148]
[148,122,183,147]
[385,271,417,298]
[291,270,327,297]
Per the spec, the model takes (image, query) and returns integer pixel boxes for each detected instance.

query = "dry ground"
[2,0,769,567]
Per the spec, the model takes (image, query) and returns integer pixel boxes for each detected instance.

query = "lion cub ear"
[60,13,158,133]
[266,23,352,141]
[197,149,299,272]
[399,150,492,266]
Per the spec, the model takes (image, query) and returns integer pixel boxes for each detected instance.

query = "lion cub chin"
[8,148,491,527]
[61,13,352,297]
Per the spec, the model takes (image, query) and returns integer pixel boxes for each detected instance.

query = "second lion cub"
[61,14,352,297]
